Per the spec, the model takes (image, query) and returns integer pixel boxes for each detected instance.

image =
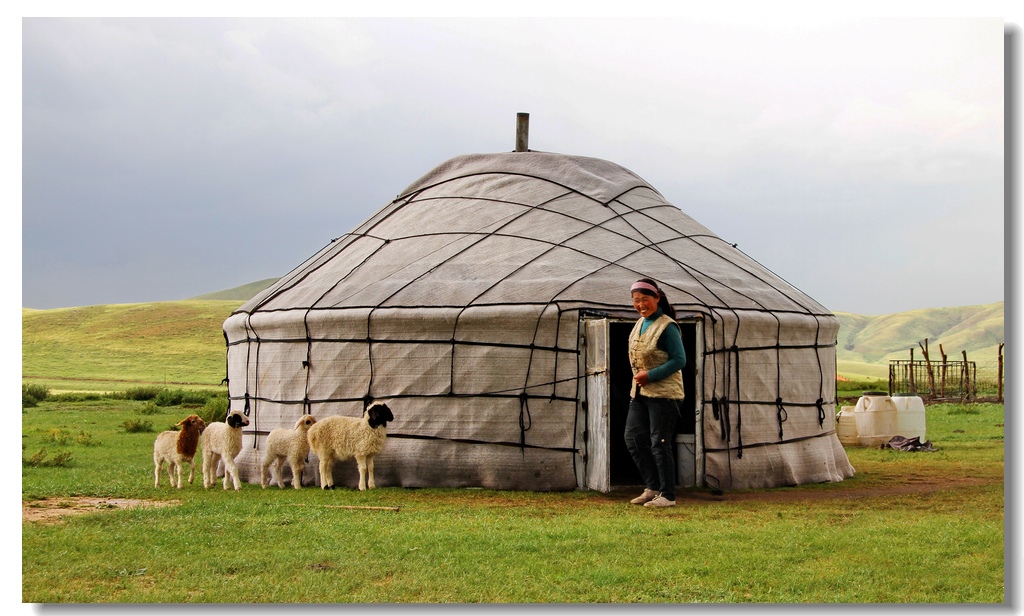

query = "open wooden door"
[583,317,611,492]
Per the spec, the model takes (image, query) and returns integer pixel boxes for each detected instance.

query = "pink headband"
[630,281,659,294]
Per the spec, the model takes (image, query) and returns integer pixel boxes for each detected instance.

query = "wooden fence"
[887,340,1004,402]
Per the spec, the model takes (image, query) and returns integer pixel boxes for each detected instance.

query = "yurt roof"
[238,150,829,318]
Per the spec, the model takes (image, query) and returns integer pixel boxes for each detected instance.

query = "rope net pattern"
[223,151,854,491]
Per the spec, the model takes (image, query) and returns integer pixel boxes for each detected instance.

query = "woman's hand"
[633,370,650,386]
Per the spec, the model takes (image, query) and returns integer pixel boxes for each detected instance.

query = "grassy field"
[21,392,1004,604]
[22,301,241,392]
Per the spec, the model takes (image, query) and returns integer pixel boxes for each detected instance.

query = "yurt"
[222,142,854,493]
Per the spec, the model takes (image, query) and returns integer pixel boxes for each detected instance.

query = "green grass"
[22,398,1004,603]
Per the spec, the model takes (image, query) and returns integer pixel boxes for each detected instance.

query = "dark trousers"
[624,393,680,500]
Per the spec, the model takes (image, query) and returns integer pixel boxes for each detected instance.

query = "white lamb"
[307,401,394,491]
[201,410,250,491]
[153,414,206,488]
[261,414,318,489]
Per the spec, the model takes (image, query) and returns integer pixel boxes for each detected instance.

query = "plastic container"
[675,433,696,487]
[892,394,927,441]
[854,393,899,447]
[836,406,859,447]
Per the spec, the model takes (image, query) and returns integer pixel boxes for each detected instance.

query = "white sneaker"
[630,489,659,505]
[643,495,676,508]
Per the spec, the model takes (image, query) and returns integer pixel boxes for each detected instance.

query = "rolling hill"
[833,302,1004,379]
[22,300,242,390]
[190,278,280,301]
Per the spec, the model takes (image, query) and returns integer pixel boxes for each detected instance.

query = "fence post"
[961,350,972,401]
[995,343,1003,401]
[919,339,936,399]
[998,343,1004,403]
[909,348,916,394]
[939,344,948,397]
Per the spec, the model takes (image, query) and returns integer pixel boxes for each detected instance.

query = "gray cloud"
[21,15,1007,314]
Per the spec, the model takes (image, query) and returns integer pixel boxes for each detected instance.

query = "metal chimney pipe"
[515,112,529,152]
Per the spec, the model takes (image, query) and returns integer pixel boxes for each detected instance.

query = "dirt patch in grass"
[22,497,179,524]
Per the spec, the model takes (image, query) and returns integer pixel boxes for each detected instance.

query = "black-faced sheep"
[260,414,317,489]
[306,402,394,491]
[153,414,206,488]
[201,410,250,490]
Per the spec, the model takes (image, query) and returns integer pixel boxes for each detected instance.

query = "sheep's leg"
[166,461,177,488]
[154,459,162,488]
[318,456,333,489]
[223,458,241,490]
[260,457,270,488]
[186,461,195,485]
[366,455,376,490]
[203,453,218,489]
[275,459,287,489]
[288,457,303,489]
[356,455,368,491]
[173,462,183,489]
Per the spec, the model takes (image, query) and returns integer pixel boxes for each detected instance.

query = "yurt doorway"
[582,317,701,492]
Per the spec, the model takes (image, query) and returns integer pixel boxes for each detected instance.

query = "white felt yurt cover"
[223,151,854,491]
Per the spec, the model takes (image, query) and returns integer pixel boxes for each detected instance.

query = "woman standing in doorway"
[624,278,687,508]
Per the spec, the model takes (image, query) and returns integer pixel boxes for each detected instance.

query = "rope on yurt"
[701,305,742,490]
[732,344,743,458]
[302,308,315,418]
[773,312,789,442]
[241,313,259,448]
[518,392,532,457]
[703,312,726,493]
[813,315,827,428]
[220,330,230,387]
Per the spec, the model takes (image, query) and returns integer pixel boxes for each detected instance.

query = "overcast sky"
[19,9,1013,315]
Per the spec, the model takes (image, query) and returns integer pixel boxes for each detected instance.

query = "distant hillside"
[834,301,1004,370]
[191,278,280,301]
[22,300,242,390]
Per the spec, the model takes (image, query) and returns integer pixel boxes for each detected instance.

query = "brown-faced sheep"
[306,402,394,491]
[260,414,318,489]
[201,411,250,490]
[153,414,206,488]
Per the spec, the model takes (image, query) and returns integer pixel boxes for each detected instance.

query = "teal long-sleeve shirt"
[638,310,687,383]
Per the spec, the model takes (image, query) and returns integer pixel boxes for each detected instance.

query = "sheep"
[201,410,250,490]
[260,414,318,489]
[153,414,206,488]
[306,401,394,491]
